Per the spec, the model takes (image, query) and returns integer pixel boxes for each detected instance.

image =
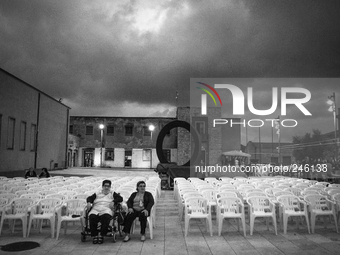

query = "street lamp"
[148,124,155,169]
[327,93,338,161]
[99,124,105,167]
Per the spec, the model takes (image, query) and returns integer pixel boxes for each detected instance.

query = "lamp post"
[149,125,155,169]
[99,124,105,168]
[327,92,338,161]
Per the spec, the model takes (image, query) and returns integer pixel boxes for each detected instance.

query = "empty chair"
[27,198,63,238]
[37,190,58,198]
[184,197,212,236]
[0,198,35,237]
[304,194,338,233]
[73,194,88,200]
[277,195,310,234]
[0,193,17,203]
[247,196,277,235]
[217,197,246,236]
[55,199,88,240]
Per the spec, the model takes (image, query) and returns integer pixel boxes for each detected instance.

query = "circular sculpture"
[156,120,201,166]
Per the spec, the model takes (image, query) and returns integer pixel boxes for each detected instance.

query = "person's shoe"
[92,237,98,244]
[98,236,104,244]
[141,235,146,242]
[123,235,130,242]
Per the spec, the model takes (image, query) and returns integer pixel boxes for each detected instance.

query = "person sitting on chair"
[39,168,51,178]
[86,180,120,244]
[24,167,37,179]
[123,181,154,242]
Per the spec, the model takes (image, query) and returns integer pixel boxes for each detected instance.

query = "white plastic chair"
[55,199,88,240]
[247,196,277,235]
[0,193,17,203]
[277,195,310,234]
[27,198,63,238]
[184,197,212,236]
[304,194,338,233]
[130,206,154,239]
[217,197,246,236]
[0,198,35,237]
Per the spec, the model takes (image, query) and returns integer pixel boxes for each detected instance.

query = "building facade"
[0,68,70,172]
[69,116,178,168]
[69,107,242,169]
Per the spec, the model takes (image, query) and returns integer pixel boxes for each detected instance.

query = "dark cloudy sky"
[1,0,340,144]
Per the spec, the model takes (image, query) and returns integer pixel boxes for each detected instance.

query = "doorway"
[84,149,94,167]
[125,149,132,167]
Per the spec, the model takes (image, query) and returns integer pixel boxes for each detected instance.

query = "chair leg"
[250,215,254,235]
[51,218,55,238]
[311,214,316,234]
[22,218,27,238]
[27,217,33,237]
[241,216,246,237]
[304,214,310,234]
[218,217,223,236]
[333,213,339,233]
[283,215,288,235]
[272,215,277,235]
[185,217,189,237]
[56,220,62,240]
[0,217,5,236]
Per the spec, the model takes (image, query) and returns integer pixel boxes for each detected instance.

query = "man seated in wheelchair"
[86,179,123,244]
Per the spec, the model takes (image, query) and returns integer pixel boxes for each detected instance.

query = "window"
[20,121,27,151]
[105,148,114,160]
[143,126,151,136]
[125,124,133,136]
[30,124,36,152]
[69,125,73,134]
[107,125,114,136]
[142,149,151,161]
[86,125,93,135]
[7,117,15,149]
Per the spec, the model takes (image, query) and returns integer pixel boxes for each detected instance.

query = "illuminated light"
[328,106,334,112]
[99,124,105,130]
[149,125,155,131]
[327,99,334,105]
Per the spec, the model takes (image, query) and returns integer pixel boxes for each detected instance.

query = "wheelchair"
[80,202,126,243]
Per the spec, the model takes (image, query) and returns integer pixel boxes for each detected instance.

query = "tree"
[292,129,326,163]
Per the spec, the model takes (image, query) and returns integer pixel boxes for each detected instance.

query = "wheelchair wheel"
[112,232,116,243]
[81,232,86,242]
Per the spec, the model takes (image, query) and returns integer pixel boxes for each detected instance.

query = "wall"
[0,68,69,172]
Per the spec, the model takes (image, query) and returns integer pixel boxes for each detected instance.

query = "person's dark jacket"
[25,170,37,179]
[127,191,154,215]
[39,171,50,178]
[86,192,123,204]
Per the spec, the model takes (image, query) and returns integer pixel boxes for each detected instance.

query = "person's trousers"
[89,213,111,237]
[123,210,148,235]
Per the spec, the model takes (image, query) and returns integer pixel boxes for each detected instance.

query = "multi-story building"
[68,116,177,168]
[69,107,242,169]
[0,68,70,172]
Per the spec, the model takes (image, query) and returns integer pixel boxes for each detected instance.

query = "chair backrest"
[38,198,63,214]
[182,192,202,201]
[247,196,272,212]
[328,189,340,197]
[277,195,301,212]
[216,191,238,200]
[304,194,328,210]
[73,194,88,200]
[58,191,78,200]
[217,197,243,214]
[201,189,217,202]
[11,198,35,214]
[64,199,88,216]
[0,198,8,206]
[185,197,208,214]
[46,194,67,201]
[20,193,41,201]
[116,190,131,202]
[15,190,31,197]
[38,190,58,198]
[273,191,293,197]
[301,190,319,196]
[329,184,340,188]
[284,187,302,197]
[0,193,17,203]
